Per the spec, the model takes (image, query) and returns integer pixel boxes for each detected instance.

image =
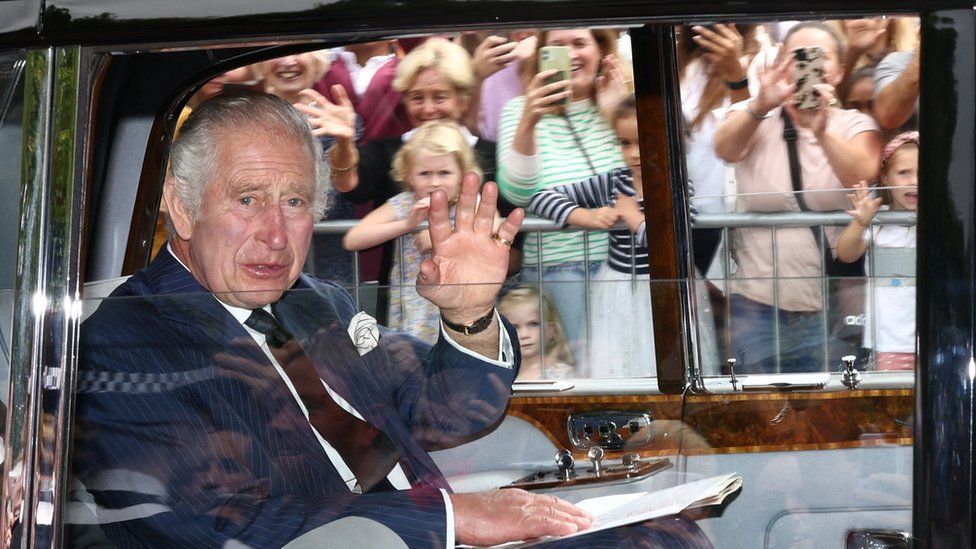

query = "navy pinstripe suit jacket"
[72,249,517,548]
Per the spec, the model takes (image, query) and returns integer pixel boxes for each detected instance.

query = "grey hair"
[167,90,329,227]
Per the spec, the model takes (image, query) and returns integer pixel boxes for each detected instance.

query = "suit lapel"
[141,251,349,486]
[274,281,450,490]
[274,281,364,410]
[142,251,448,490]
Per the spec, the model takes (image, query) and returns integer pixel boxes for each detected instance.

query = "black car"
[0,1,971,547]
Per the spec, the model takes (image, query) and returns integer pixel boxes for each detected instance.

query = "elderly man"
[73,91,712,549]
[71,90,598,547]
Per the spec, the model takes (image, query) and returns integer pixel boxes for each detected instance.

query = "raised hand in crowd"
[784,82,837,136]
[408,197,433,253]
[595,53,632,120]
[522,70,572,122]
[405,196,432,229]
[843,18,888,60]
[846,180,883,227]
[293,85,356,139]
[837,18,888,99]
[464,34,524,134]
[690,24,749,86]
[749,54,794,117]
[836,180,883,263]
[471,35,521,81]
[714,53,790,163]
[293,84,360,192]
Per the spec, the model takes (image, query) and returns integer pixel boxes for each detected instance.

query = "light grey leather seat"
[282,517,408,549]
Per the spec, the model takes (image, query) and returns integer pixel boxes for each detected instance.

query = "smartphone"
[538,45,571,108]
[792,45,826,110]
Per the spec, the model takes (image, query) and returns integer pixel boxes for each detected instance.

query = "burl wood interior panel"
[508,394,685,458]
[508,389,913,458]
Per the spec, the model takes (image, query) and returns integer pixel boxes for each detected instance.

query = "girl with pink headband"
[837,131,919,370]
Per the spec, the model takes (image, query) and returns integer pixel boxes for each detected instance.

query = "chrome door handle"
[568,410,653,450]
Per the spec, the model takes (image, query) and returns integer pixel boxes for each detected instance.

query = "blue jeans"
[730,294,830,374]
[520,261,603,361]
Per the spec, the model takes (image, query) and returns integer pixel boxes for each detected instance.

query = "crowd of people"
[172,17,921,378]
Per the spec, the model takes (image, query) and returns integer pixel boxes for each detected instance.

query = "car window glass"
[65,14,928,547]
[682,17,920,378]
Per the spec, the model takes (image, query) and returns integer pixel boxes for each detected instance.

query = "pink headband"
[882,131,919,169]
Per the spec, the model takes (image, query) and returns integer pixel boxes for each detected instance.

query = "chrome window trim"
[2,47,54,547]
[1,45,85,548]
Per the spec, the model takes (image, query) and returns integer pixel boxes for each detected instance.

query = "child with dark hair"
[529,95,654,378]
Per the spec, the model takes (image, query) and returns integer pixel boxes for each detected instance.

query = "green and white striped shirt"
[496,97,624,266]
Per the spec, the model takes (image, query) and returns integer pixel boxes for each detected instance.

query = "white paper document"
[479,473,742,547]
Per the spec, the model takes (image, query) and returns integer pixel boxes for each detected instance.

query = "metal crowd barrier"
[695,210,917,373]
[313,210,918,375]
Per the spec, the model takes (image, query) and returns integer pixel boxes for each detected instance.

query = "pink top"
[727,102,879,311]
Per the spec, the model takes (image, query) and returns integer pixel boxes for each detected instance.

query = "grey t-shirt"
[873,51,919,116]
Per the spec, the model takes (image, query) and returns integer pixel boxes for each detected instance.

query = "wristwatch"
[442,309,496,335]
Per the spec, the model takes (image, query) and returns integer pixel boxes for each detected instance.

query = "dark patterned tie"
[245,306,399,492]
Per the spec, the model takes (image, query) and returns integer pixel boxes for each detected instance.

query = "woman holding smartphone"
[713,22,882,374]
[495,28,630,374]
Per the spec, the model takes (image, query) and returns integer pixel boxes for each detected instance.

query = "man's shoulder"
[877,50,914,71]
[81,252,216,347]
[874,51,915,92]
[294,274,358,315]
[82,266,162,327]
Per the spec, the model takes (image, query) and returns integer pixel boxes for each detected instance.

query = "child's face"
[844,77,874,114]
[408,153,462,201]
[501,302,543,361]
[884,146,919,211]
[614,115,641,187]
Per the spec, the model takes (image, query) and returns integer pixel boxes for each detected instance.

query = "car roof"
[0,0,949,47]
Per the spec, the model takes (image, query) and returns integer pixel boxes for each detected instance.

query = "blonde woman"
[304,37,498,206]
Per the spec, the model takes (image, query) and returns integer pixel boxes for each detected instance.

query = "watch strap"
[725,77,749,90]
[441,309,496,335]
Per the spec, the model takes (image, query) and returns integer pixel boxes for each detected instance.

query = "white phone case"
[792,46,826,110]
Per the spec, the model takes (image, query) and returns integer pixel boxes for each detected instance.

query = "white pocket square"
[348,311,380,356]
